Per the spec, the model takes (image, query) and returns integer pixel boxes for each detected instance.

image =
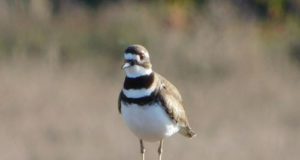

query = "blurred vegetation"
[0,0,300,67]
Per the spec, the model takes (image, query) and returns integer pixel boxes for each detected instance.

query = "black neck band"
[124,72,154,89]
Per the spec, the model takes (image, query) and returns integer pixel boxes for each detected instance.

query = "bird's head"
[122,44,152,78]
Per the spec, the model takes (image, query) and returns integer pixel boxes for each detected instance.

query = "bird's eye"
[140,55,145,60]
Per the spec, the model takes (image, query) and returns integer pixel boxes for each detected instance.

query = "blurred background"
[1,0,300,160]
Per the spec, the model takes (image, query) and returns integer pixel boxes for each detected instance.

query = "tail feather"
[179,126,196,138]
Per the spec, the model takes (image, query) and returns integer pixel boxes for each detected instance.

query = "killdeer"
[118,44,196,160]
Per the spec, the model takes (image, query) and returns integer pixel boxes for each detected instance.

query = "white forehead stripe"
[124,53,140,60]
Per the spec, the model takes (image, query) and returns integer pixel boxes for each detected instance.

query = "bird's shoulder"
[154,72,182,102]
[154,72,189,127]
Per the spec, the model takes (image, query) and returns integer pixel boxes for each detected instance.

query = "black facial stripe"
[125,59,138,65]
[120,90,158,105]
[125,59,151,68]
[124,73,154,89]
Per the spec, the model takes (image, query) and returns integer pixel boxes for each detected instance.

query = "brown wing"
[155,73,187,126]
[156,73,182,102]
[156,73,196,138]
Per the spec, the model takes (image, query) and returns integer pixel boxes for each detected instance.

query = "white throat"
[124,65,152,78]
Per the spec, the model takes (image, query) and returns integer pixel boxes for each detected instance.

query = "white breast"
[121,102,179,142]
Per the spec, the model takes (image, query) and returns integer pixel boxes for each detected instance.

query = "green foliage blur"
[0,0,300,66]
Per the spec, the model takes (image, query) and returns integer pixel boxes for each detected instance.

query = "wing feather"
[155,73,188,126]
[156,73,196,137]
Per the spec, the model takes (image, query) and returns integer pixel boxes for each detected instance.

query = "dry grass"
[0,1,300,160]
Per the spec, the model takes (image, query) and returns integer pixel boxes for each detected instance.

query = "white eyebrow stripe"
[124,53,139,60]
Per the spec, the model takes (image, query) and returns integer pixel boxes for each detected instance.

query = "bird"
[118,44,196,160]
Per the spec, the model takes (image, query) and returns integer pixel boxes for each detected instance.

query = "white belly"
[121,102,179,142]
